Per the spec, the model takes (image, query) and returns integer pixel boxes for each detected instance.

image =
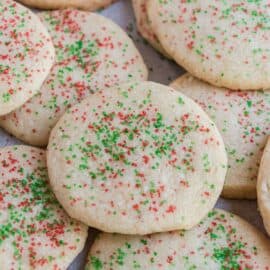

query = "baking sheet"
[0,0,266,269]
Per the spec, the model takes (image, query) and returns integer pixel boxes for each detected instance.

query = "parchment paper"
[0,0,265,269]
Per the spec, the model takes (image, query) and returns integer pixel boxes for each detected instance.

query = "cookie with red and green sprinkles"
[0,0,55,116]
[47,81,227,235]
[18,0,114,11]
[170,74,270,199]
[132,0,170,57]
[0,9,148,146]
[148,0,270,90]
[0,145,88,269]
[258,137,270,236]
[86,209,270,270]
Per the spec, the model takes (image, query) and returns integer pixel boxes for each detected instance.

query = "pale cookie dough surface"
[0,145,88,270]
[47,81,227,235]
[0,0,55,116]
[86,209,270,270]
[148,0,270,90]
[132,0,169,57]
[258,137,270,236]
[170,74,270,199]
[0,9,148,146]
[18,0,114,11]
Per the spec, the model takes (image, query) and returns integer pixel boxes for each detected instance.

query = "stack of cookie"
[0,0,146,268]
[47,81,270,269]
[0,6,147,146]
[130,0,270,267]
[1,0,270,269]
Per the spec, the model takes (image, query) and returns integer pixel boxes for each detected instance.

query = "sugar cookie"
[18,0,113,11]
[132,0,169,57]
[86,209,270,269]
[0,0,54,116]
[0,145,87,269]
[170,74,270,199]
[258,137,270,236]
[148,0,270,90]
[47,81,227,234]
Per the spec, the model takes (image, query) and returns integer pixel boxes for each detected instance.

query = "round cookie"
[0,145,88,269]
[47,81,227,235]
[258,137,270,236]
[86,209,270,270]
[18,0,114,11]
[0,9,148,146]
[0,0,55,116]
[132,0,170,57]
[170,74,270,199]
[147,0,270,90]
